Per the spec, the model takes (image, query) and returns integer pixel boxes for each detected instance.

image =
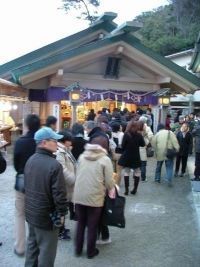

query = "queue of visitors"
[9,107,200,265]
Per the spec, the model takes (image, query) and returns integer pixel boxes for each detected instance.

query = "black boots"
[124,176,129,195]
[131,176,140,195]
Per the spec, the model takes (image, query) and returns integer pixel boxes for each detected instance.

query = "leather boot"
[131,176,140,195]
[124,176,129,195]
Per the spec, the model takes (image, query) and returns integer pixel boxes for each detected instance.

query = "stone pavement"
[1,155,200,267]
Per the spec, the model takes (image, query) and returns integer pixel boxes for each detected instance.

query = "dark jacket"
[0,151,6,174]
[71,137,87,160]
[13,131,36,174]
[193,124,200,153]
[176,131,192,156]
[87,112,96,121]
[24,148,67,230]
[118,132,145,168]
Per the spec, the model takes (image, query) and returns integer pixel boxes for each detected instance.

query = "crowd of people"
[3,106,200,266]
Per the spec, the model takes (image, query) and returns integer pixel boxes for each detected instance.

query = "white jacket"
[140,125,154,161]
[56,143,76,201]
[74,144,115,207]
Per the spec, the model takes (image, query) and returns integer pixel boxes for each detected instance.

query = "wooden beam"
[50,72,161,87]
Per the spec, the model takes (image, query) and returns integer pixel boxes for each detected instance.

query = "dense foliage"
[60,0,200,55]
[134,0,200,55]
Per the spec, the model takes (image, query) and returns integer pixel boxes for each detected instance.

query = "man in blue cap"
[24,127,68,267]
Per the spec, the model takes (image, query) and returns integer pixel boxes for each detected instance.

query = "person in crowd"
[96,113,109,124]
[192,119,200,181]
[56,130,76,240]
[111,123,124,185]
[24,127,67,267]
[138,116,153,182]
[110,112,122,126]
[71,123,87,160]
[175,123,192,177]
[94,110,102,122]
[121,108,131,122]
[165,114,172,130]
[136,108,143,117]
[87,109,96,121]
[84,120,97,140]
[146,107,154,132]
[74,135,115,258]
[45,115,57,131]
[174,110,182,123]
[152,123,179,186]
[0,150,7,247]
[171,115,185,134]
[121,121,128,133]
[13,114,40,257]
[118,120,145,195]
[188,113,195,154]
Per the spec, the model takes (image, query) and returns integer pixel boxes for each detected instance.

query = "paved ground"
[1,154,200,267]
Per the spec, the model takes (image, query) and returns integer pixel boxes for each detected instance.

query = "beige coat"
[140,125,154,161]
[56,143,76,201]
[74,144,115,207]
[152,129,179,161]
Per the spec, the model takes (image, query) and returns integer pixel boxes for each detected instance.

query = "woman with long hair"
[118,120,145,195]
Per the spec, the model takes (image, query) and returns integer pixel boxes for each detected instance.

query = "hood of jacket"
[57,142,66,153]
[83,144,107,161]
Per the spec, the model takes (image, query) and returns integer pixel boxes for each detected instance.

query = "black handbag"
[14,174,25,193]
[146,144,154,157]
[166,148,177,159]
[103,188,126,228]
[166,131,177,159]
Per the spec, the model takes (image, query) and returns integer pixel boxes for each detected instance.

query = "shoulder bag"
[166,131,177,159]
[146,143,154,157]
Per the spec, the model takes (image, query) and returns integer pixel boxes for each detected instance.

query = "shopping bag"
[103,188,126,228]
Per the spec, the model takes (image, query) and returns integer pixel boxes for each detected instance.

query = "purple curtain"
[29,87,158,105]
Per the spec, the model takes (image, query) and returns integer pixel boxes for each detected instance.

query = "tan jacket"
[74,144,115,207]
[56,143,76,201]
[140,125,154,161]
[152,129,179,161]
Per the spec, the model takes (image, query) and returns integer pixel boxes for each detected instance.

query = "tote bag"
[103,188,126,228]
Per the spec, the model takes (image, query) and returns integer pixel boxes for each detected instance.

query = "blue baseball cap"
[34,127,64,143]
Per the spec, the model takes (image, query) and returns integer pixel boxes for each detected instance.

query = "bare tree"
[60,0,100,24]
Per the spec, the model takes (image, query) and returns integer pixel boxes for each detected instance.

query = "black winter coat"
[176,131,192,156]
[24,148,67,230]
[13,131,36,175]
[118,132,145,169]
[71,137,87,160]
